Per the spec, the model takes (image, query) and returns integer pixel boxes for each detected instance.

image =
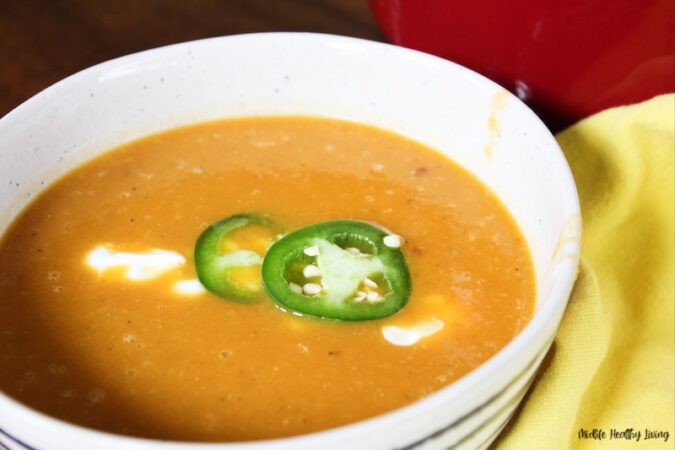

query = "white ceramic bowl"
[0,33,581,450]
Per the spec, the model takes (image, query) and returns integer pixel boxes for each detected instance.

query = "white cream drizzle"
[85,246,185,281]
[381,318,445,346]
[173,279,207,295]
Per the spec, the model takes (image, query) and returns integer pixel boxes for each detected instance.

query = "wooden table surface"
[0,0,384,116]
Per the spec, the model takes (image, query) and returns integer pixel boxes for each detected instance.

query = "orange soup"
[0,117,534,441]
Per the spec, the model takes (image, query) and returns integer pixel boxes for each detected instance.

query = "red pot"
[370,0,674,130]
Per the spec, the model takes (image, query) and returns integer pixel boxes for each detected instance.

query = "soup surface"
[0,117,534,441]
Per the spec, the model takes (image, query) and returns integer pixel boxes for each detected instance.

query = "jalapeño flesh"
[195,213,280,301]
[262,220,411,320]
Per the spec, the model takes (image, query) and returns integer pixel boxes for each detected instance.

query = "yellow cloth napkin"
[495,94,675,449]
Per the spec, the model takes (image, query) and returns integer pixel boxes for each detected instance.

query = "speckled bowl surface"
[0,33,581,450]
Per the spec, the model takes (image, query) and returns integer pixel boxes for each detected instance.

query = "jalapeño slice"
[262,220,411,321]
[195,213,280,301]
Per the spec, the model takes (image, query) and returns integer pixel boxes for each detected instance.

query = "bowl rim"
[0,31,581,449]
